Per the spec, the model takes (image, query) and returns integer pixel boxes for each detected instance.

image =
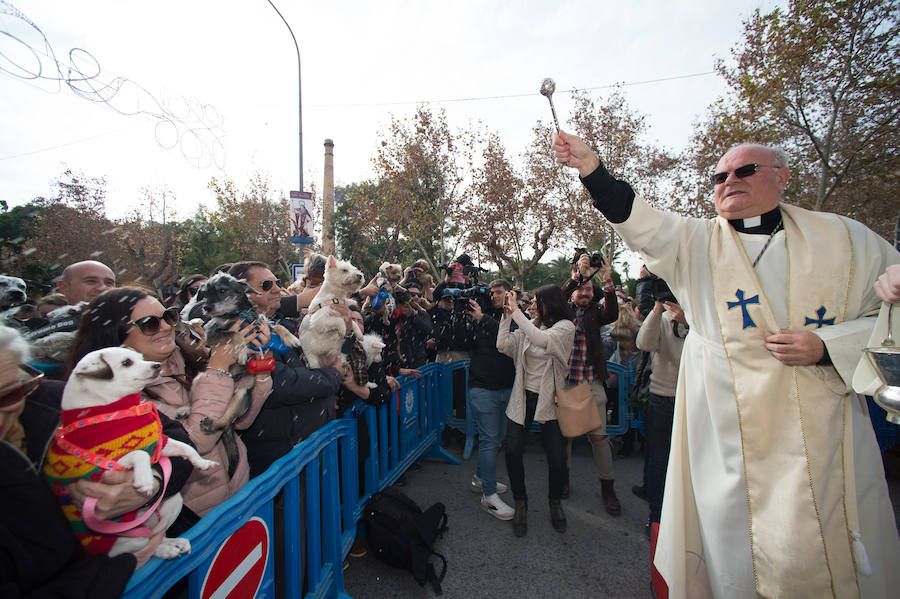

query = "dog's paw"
[367,382,378,389]
[155,537,191,559]
[199,416,217,433]
[174,406,191,419]
[131,471,155,495]
[193,458,218,471]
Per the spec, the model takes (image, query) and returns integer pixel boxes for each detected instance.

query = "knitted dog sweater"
[43,393,167,554]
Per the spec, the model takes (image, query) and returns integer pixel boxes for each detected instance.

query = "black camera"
[650,278,677,304]
[442,285,488,312]
[571,248,605,268]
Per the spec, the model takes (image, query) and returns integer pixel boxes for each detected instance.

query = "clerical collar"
[728,206,782,235]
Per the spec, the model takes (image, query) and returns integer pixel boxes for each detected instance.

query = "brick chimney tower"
[322,138,335,255]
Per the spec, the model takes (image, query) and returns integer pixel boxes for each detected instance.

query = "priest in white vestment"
[552,134,900,599]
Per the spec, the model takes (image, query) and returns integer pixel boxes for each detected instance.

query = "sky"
[0,0,783,249]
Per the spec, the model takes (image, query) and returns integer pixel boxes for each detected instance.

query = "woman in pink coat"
[68,286,272,516]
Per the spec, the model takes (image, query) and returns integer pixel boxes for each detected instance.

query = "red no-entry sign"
[200,517,270,599]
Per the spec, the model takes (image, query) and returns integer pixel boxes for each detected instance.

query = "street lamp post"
[266,0,303,191]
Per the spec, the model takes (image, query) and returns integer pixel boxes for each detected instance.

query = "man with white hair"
[552,133,900,598]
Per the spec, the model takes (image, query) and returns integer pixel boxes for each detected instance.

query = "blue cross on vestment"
[804,306,835,328]
[727,289,760,329]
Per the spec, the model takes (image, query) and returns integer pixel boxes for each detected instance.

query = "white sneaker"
[471,474,508,494]
[481,493,515,521]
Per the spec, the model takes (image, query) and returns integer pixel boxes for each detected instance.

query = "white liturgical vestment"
[614,197,900,599]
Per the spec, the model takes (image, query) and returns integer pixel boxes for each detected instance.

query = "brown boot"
[601,479,622,516]
[549,499,567,533]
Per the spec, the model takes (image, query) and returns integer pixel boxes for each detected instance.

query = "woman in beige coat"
[497,284,575,537]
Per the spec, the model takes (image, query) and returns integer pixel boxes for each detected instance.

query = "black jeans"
[645,392,675,522]
[504,391,567,501]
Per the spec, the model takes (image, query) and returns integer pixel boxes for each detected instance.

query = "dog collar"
[59,393,143,425]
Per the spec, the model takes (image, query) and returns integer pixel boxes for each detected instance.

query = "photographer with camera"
[428,283,476,363]
[392,284,433,371]
[428,283,476,425]
[466,279,517,520]
[560,250,622,515]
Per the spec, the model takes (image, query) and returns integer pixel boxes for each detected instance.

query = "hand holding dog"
[133,529,166,568]
[386,376,400,391]
[69,469,157,520]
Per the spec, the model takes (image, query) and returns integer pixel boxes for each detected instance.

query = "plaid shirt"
[567,307,595,384]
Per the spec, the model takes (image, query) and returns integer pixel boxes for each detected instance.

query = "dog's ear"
[76,353,114,380]
[238,278,262,295]
[328,255,337,269]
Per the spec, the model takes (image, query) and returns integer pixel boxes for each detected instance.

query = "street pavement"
[345,431,900,599]
[344,432,656,598]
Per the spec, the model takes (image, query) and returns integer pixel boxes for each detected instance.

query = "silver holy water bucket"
[863,304,900,424]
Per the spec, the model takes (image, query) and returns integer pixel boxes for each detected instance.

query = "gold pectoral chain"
[751,222,783,269]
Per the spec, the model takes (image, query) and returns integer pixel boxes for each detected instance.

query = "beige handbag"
[553,360,604,437]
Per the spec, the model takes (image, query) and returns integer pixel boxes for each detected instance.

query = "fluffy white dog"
[299,256,364,368]
[44,347,217,560]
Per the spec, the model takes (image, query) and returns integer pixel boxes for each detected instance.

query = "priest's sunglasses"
[260,279,279,292]
[130,307,180,336]
[0,364,43,408]
[711,163,782,186]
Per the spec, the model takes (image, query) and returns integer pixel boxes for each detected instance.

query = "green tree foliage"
[177,206,242,276]
[689,0,899,237]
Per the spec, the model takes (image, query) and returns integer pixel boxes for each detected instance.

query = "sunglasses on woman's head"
[260,279,279,292]
[710,163,781,186]
[0,364,43,408]
[130,307,180,336]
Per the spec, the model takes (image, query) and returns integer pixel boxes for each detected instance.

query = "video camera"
[650,277,677,304]
[442,284,489,312]
[571,248,605,269]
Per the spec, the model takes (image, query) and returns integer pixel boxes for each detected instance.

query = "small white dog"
[44,347,217,560]
[360,333,386,367]
[299,256,364,368]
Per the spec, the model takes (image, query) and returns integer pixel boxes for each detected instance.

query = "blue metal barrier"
[605,361,634,437]
[122,418,357,599]
[122,362,460,598]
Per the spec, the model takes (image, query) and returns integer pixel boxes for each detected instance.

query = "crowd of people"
[1,136,899,598]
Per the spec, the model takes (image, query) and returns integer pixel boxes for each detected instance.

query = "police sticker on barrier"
[200,517,270,599]
[404,388,415,415]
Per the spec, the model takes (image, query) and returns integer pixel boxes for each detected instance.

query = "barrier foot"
[423,442,461,465]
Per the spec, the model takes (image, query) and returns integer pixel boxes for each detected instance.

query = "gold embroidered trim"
[707,228,759,590]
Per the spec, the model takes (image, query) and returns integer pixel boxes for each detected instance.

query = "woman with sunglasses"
[173,274,207,311]
[67,287,273,517]
[0,324,163,595]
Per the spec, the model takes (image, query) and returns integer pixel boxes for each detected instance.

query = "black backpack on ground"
[363,486,449,594]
